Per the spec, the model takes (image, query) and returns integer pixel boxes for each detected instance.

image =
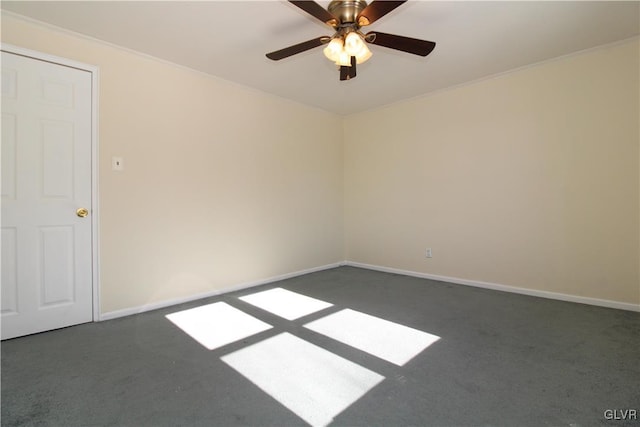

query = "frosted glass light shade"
[355,43,372,64]
[337,50,351,66]
[323,37,343,62]
[345,32,372,64]
[344,32,364,55]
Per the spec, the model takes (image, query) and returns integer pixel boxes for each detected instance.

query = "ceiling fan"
[266,0,436,81]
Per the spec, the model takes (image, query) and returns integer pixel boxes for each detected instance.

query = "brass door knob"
[76,208,89,218]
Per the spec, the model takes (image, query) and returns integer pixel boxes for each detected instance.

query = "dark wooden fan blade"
[366,31,436,56]
[357,1,406,26]
[349,55,357,78]
[266,37,328,60]
[340,65,348,81]
[289,1,338,27]
[339,56,357,81]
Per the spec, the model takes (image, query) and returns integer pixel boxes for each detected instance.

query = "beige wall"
[2,13,344,313]
[3,13,639,312]
[345,39,639,305]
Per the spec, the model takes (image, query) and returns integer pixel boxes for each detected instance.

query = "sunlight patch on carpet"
[166,302,272,350]
[239,287,333,320]
[221,332,384,427]
[305,309,440,366]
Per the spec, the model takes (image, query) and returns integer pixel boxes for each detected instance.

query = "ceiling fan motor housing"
[328,0,368,25]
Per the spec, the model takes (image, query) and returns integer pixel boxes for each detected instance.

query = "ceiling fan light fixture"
[324,32,372,66]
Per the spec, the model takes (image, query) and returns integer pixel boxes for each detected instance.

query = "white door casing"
[1,48,98,339]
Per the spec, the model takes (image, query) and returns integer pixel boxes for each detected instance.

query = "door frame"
[2,43,101,321]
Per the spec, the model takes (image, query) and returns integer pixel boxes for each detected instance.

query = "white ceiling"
[2,1,639,115]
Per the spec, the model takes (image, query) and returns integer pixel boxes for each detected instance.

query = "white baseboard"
[100,260,639,320]
[344,261,640,313]
[99,262,345,321]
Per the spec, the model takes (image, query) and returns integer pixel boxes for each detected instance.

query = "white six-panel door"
[1,50,94,340]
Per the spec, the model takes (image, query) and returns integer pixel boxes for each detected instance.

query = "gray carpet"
[2,266,639,426]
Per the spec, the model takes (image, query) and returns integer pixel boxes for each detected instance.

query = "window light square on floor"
[221,332,384,427]
[305,308,440,366]
[239,287,333,320]
[166,302,272,350]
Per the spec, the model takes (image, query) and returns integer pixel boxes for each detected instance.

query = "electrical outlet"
[426,248,432,258]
